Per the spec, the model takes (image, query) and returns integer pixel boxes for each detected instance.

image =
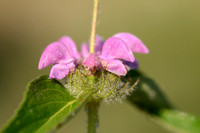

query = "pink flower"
[98,37,135,76]
[82,33,149,76]
[38,36,80,79]
[38,32,149,79]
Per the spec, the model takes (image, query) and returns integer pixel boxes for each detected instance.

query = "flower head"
[38,33,149,79]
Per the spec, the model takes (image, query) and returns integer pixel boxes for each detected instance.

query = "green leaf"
[127,70,200,133]
[1,75,90,133]
[158,109,200,133]
[126,70,172,114]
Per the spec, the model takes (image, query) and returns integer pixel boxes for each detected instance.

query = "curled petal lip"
[106,59,127,76]
[99,37,135,62]
[49,64,70,79]
[38,42,72,70]
[58,36,80,60]
[49,62,75,79]
[114,32,149,54]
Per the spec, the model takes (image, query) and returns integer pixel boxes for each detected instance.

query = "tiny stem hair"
[90,0,99,53]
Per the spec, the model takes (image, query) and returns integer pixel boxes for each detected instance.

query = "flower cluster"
[38,33,149,79]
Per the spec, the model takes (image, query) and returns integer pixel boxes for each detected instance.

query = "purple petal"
[114,33,149,54]
[49,64,70,79]
[99,37,135,62]
[123,59,139,70]
[106,60,127,76]
[49,61,75,79]
[83,53,100,68]
[59,36,80,59]
[58,57,74,64]
[38,42,71,70]
[81,43,90,58]
[94,35,104,55]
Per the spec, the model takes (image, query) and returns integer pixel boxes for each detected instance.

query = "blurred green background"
[0,0,200,132]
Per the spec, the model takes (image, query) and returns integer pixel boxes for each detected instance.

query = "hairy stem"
[90,0,99,53]
[85,100,100,133]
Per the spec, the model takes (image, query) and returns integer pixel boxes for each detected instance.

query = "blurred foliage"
[127,70,200,133]
[127,70,173,115]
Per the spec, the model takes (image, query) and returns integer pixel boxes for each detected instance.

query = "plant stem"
[86,1,100,132]
[90,0,99,53]
[85,100,100,133]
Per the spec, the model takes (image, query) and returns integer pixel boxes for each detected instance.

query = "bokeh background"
[0,0,200,132]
